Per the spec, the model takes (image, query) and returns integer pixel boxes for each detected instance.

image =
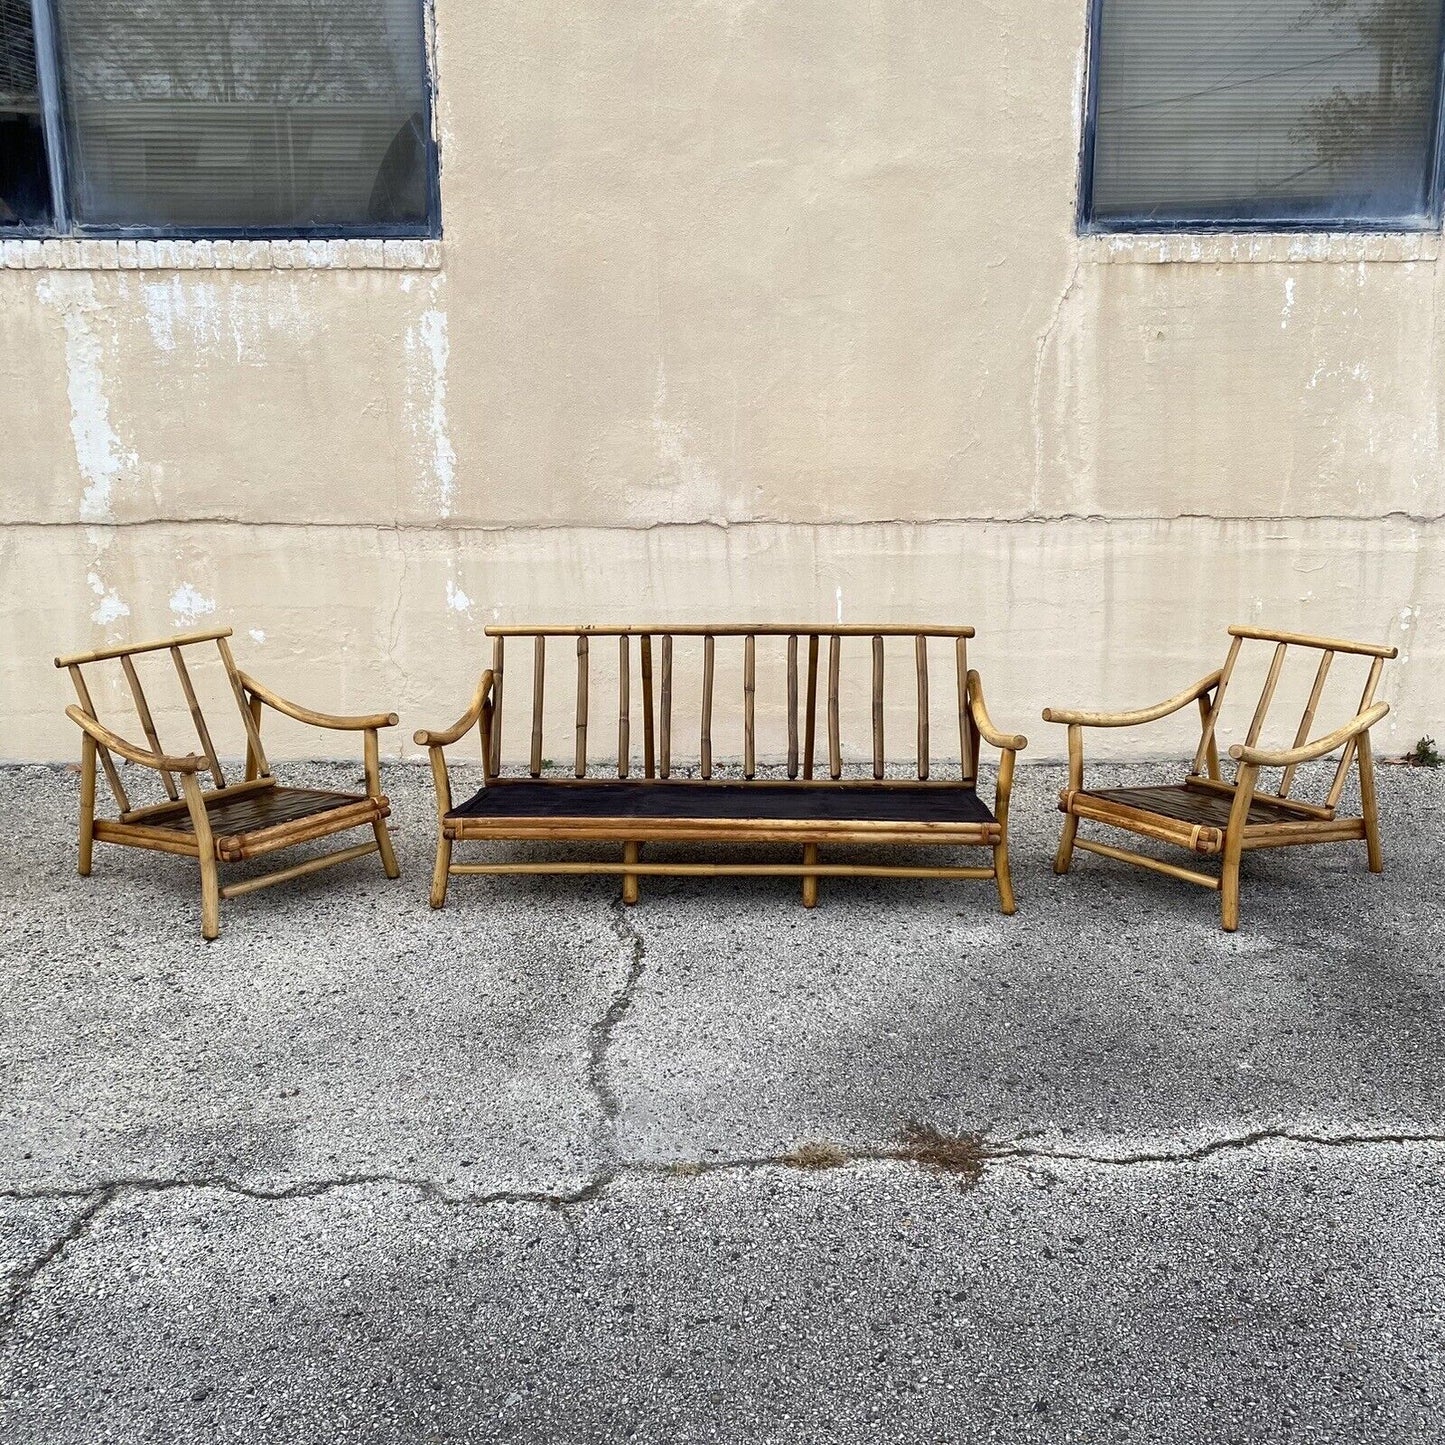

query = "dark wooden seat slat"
[450,780,996,827]
[1079,785,1303,832]
[152,786,373,837]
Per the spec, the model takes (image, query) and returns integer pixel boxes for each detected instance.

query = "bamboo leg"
[78,733,96,877]
[622,841,640,905]
[430,837,453,909]
[801,843,819,909]
[427,744,453,908]
[1358,731,1384,873]
[1054,723,1082,875]
[994,748,1017,915]
[1220,762,1257,933]
[364,727,400,879]
[183,772,221,941]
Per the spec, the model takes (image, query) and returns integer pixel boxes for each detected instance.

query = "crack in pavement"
[586,899,648,1131]
[6,1125,1445,1336]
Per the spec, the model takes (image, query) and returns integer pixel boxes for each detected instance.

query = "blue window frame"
[1079,0,1445,233]
[0,0,439,239]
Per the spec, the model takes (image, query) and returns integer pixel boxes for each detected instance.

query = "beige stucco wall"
[3,0,1440,765]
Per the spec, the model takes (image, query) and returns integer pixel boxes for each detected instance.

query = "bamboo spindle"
[701,634,714,780]
[641,633,656,779]
[216,636,270,784]
[786,634,799,780]
[803,635,819,781]
[575,636,589,777]
[120,653,177,800]
[744,634,757,780]
[660,634,673,780]
[530,635,545,777]
[490,635,505,776]
[1279,649,1334,798]
[618,635,630,779]
[1191,635,1241,776]
[68,664,130,813]
[828,635,842,780]
[1326,655,1385,810]
[915,634,929,781]
[170,646,225,788]
[871,635,885,780]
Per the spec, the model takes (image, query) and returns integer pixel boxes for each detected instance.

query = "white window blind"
[52,0,433,231]
[1086,0,1445,228]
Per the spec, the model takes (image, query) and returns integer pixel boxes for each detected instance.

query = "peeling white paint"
[1281,277,1295,329]
[446,579,473,613]
[86,570,130,627]
[835,585,844,624]
[140,276,223,355]
[169,583,217,625]
[40,276,137,522]
[417,305,457,516]
[248,628,267,644]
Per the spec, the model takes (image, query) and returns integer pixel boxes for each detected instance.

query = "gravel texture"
[2,758,1442,1442]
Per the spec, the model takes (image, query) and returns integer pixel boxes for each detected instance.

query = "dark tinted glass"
[53,0,434,233]
[1088,0,1445,228]
[0,0,53,226]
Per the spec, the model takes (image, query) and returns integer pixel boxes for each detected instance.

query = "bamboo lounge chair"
[1042,625,1396,932]
[55,627,401,939]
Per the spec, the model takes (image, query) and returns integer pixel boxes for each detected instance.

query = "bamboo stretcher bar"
[220,841,380,899]
[449,860,997,881]
[169,646,225,790]
[119,654,178,801]
[1074,838,1221,890]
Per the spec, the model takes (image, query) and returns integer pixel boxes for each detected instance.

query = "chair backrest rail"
[486,624,975,638]
[1227,625,1397,660]
[53,626,234,670]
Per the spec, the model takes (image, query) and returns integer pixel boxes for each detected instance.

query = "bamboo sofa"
[416,625,1027,911]
[55,628,401,940]
[1042,625,1396,932]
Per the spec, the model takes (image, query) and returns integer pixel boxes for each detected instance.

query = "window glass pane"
[0,0,53,226]
[53,0,433,233]
[1089,0,1445,227]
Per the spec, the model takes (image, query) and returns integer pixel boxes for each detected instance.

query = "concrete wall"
[4,0,1440,765]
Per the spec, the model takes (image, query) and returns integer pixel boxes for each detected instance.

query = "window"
[1081,0,1445,231]
[0,0,437,237]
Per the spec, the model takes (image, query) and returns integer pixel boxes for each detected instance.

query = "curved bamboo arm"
[239,673,399,731]
[1041,669,1224,729]
[65,705,202,774]
[413,670,495,748]
[971,670,1028,751]
[967,671,1027,752]
[1229,701,1389,768]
